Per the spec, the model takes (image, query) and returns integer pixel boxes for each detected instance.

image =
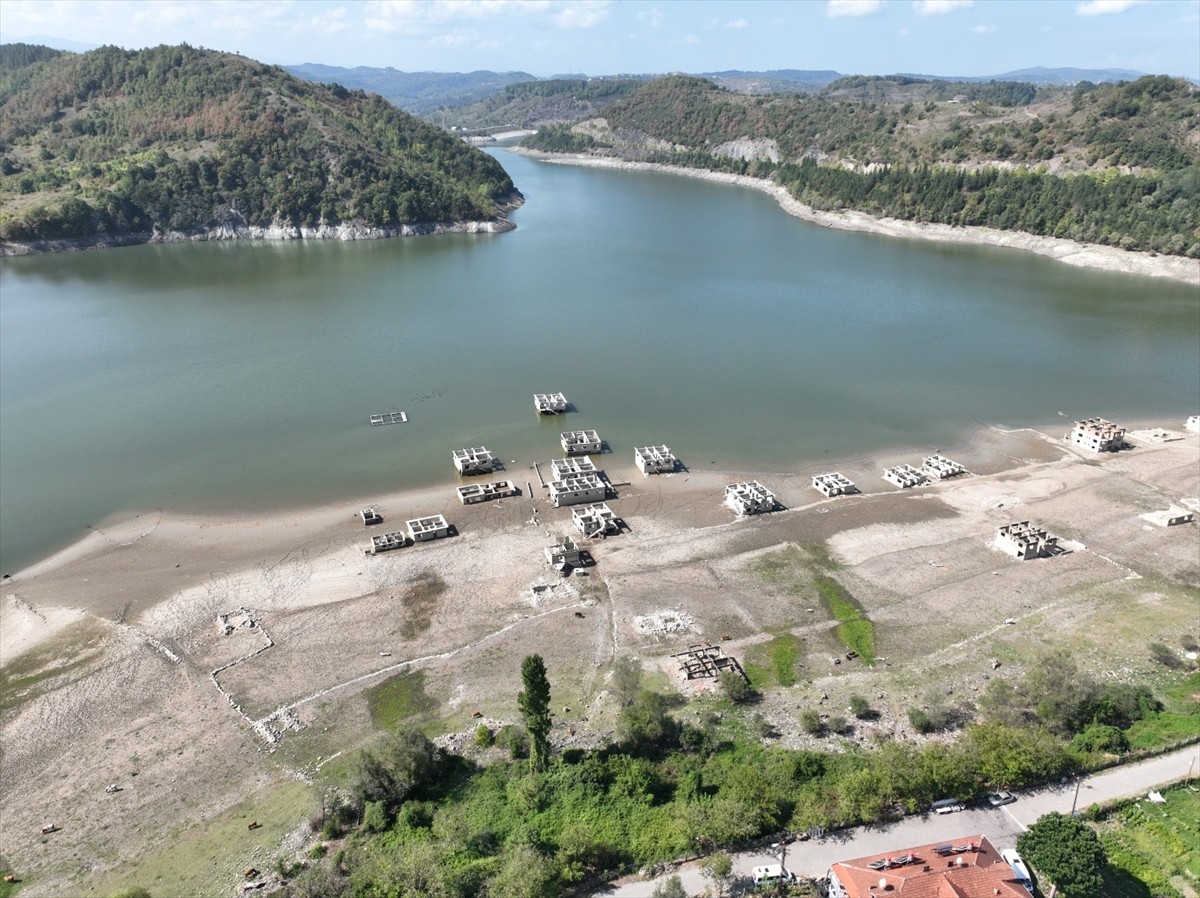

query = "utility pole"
[1069,777,1082,817]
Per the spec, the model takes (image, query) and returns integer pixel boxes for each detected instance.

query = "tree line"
[257,651,1187,898]
[0,44,517,243]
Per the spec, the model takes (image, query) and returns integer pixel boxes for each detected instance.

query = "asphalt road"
[599,745,1200,897]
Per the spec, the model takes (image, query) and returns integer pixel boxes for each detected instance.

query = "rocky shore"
[511,149,1200,287]
[0,192,525,256]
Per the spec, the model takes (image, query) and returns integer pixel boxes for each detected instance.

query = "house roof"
[829,834,1031,898]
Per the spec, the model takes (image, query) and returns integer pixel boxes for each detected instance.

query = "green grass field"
[1096,785,1200,898]
[814,576,876,664]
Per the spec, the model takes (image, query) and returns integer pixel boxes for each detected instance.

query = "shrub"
[1018,812,1107,898]
[828,715,851,735]
[849,695,871,718]
[360,800,388,833]
[474,724,494,747]
[800,710,824,734]
[908,707,933,733]
[719,669,754,704]
[1070,723,1129,756]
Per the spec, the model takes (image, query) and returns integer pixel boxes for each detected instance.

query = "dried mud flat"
[2,422,1198,896]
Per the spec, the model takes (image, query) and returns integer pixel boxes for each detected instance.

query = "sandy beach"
[2,417,1198,896]
[509,149,1200,287]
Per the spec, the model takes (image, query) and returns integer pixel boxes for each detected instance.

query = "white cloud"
[724,18,749,29]
[826,0,884,18]
[1076,0,1147,15]
[636,7,663,27]
[684,32,700,44]
[971,23,996,33]
[553,0,611,29]
[914,0,973,14]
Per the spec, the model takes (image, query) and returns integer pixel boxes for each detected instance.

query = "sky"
[1,0,1198,79]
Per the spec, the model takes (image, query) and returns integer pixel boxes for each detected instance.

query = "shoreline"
[0,192,525,257]
[5,412,1189,590]
[509,148,1200,286]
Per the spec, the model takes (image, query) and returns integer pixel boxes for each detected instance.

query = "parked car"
[987,790,1016,807]
[1001,849,1034,891]
[931,798,965,814]
[752,865,796,888]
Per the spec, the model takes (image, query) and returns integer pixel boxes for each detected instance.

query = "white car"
[752,864,796,887]
[1001,849,1033,891]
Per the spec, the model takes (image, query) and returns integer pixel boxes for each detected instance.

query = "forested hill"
[525,74,1200,257]
[0,43,519,247]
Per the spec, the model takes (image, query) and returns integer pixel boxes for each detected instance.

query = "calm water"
[1,149,1198,573]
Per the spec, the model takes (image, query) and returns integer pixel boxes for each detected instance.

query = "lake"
[1,149,1197,573]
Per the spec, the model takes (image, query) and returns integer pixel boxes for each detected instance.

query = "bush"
[800,710,824,734]
[496,724,529,759]
[908,707,933,733]
[849,695,871,718]
[474,724,495,748]
[719,669,754,704]
[360,800,389,833]
[828,715,851,735]
[1149,642,1184,669]
[1070,723,1129,756]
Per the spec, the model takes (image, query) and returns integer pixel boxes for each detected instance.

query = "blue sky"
[1,0,1197,78]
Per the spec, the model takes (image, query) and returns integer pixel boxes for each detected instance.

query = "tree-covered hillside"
[524,74,1200,256]
[0,44,519,245]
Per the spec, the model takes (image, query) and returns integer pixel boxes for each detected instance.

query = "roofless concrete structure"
[724,481,777,515]
[995,521,1058,560]
[534,392,568,414]
[452,447,495,476]
[635,445,676,475]
[813,472,856,497]
[560,429,601,455]
[1070,417,1126,452]
[883,464,927,489]
[456,480,518,504]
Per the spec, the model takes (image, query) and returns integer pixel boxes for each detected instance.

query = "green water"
[1,149,1197,573]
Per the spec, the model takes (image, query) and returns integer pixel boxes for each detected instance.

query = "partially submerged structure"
[883,464,927,489]
[572,502,619,538]
[634,445,677,475]
[560,429,601,455]
[368,531,408,554]
[995,521,1058,560]
[549,472,606,508]
[534,392,568,414]
[368,412,407,426]
[1070,417,1126,453]
[1187,415,1200,433]
[550,456,597,479]
[922,454,965,480]
[825,835,1031,898]
[456,480,518,504]
[407,514,451,542]
[724,481,777,515]
[544,535,583,570]
[813,472,856,497]
[452,446,495,475]
[360,507,383,525]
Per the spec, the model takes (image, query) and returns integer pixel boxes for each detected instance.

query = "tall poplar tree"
[518,654,552,773]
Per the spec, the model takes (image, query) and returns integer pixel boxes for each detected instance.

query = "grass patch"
[1095,785,1200,897]
[90,779,314,898]
[1125,670,1200,751]
[0,618,108,717]
[815,576,875,664]
[743,635,804,689]
[365,669,437,732]
[399,571,446,640]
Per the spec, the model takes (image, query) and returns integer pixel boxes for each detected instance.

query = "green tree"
[1017,812,1107,898]
[719,669,753,704]
[518,654,552,773]
[651,875,687,898]
[700,851,735,896]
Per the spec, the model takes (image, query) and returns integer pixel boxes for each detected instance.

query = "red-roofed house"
[825,834,1032,898]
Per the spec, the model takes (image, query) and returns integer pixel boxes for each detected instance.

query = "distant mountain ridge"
[279,63,1157,115]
